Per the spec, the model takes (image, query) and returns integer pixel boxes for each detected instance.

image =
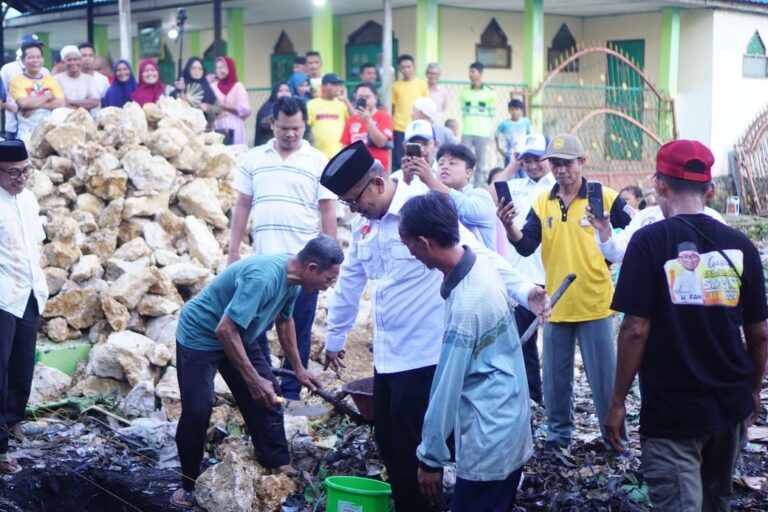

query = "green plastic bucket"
[324,476,392,512]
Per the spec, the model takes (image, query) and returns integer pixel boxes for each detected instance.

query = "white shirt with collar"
[504,172,556,285]
[596,205,726,263]
[0,187,48,318]
[233,139,336,255]
[389,159,438,195]
[326,178,536,374]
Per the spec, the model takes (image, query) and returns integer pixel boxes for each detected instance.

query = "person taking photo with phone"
[340,82,393,172]
[406,143,496,250]
[391,119,438,193]
[497,133,631,453]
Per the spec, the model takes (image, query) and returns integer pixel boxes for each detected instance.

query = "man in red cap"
[605,140,768,511]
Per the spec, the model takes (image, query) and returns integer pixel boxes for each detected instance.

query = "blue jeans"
[256,288,318,400]
[542,316,626,447]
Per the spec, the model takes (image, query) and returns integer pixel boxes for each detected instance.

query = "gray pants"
[461,134,490,187]
[542,316,626,448]
[641,420,747,512]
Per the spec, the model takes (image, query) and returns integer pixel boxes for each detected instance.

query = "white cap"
[412,97,438,122]
[518,133,548,160]
[60,45,80,60]
[404,119,435,142]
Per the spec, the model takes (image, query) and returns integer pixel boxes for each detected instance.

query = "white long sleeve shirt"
[504,173,556,284]
[0,187,48,317]
[596,205,725,263]
[326,179,535,374]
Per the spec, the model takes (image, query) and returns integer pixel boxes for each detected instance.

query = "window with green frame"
[743,31,767,78]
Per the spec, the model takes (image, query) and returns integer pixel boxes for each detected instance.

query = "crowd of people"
[0,32,765,512]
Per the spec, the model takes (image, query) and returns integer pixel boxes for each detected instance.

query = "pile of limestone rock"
[26,98,250,416]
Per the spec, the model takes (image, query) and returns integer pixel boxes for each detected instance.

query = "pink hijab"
[131,59,166,106]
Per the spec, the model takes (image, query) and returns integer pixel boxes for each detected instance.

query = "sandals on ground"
[0,458,22,474]
[170,488,196,508]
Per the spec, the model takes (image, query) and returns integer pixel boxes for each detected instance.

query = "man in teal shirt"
[460,62,496,187]
[170,236,343,509]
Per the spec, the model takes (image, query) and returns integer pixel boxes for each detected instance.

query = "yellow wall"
[581,12,662,83]
[438,7,582,84]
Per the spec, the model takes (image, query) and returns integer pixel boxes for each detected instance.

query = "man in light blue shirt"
[320,141,549,511]
[411,142,497,250]
[399,192,532,511]
[171,237,342,508]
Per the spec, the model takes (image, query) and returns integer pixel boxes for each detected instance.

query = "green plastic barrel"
[324,476,392,512]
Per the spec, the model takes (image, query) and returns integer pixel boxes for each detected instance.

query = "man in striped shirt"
[228,96,337,402]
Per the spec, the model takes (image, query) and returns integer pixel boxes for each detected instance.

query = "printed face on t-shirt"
[677,250,700,271]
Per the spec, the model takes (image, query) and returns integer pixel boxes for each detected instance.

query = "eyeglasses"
[0,163,33,179]
[339,178,375,208]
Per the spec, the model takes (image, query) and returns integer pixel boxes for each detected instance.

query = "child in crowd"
[495,99,532,170]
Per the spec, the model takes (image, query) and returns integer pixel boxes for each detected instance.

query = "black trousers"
[514,304,543,404]
[175,342,289,491]
[0,294,39,453]
[374,365,439,512]
[451,466,523,512]
[256,289,318,400]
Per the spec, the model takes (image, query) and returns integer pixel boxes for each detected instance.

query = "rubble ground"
[3,328,767,511]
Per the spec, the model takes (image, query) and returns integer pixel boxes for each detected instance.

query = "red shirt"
[340,110,393,172]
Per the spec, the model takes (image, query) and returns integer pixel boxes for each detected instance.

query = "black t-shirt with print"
[612,213,767,439]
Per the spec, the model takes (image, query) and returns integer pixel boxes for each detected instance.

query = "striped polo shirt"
[233,139,336,255]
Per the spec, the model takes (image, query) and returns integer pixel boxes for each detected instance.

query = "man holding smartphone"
[390,119,438,193]
[497,134,631,452]
[340,82,393,172]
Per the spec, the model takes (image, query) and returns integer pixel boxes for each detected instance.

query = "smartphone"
[494,181,513,206]
[587,181,604,219]
[405,143,422,158]
[355,98,367,110]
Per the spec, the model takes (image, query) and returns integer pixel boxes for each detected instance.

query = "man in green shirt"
[170,236,343,508]
[460,62,496,187]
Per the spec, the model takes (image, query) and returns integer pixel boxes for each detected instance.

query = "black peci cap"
[321,141,374,196]
[0,140,29,162]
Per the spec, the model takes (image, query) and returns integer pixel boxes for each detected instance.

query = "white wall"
[708,8,768,175]
[676,9,714,156]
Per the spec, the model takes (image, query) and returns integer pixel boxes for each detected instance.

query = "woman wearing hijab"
[130,59,173,106]
[102,59,136,108]
[288,71,311,101]
[172,57,217,112]
[253,81,291,146]
[211,56,251,145]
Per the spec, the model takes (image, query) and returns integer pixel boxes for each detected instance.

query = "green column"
[523,0,544,131]
[226,8,246,79]
[36,32,51,69]
[132,36,139,72]
[189,30,201,59]
[416,0,439,72]
[333,16,343,76]
[94,24,109,59]
[312,2,336,73]
[658,7,680,140]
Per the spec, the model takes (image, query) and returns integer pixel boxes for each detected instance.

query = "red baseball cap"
[656,140,714,182]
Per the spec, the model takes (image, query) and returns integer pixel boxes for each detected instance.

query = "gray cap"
[542,133,585,160]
